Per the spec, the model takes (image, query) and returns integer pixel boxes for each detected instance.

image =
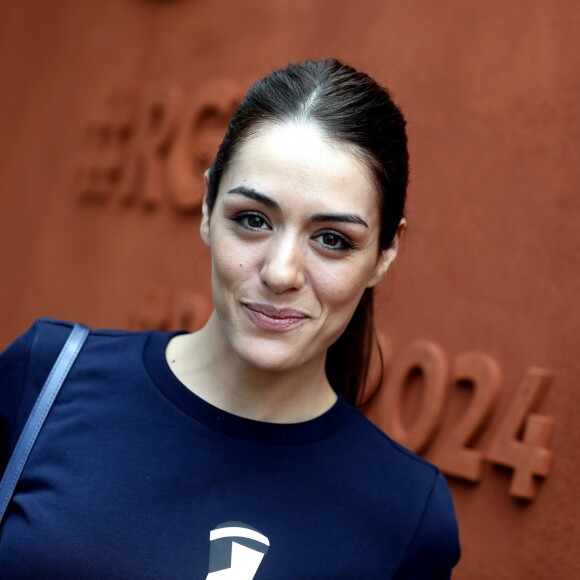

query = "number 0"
[378,341,449,453]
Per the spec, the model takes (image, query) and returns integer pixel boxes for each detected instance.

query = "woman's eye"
[322,233,340,247]
[233,212,270,231]
[316,232,354,251]
[246,215,265,229]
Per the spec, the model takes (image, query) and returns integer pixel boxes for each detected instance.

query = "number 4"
[486,368,554,501]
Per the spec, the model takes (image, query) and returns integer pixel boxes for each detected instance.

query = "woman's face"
[201,122,396,373]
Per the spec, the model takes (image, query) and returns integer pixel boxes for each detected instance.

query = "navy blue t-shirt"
[0,319,460,578]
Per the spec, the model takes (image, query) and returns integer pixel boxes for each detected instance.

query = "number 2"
[432,352,501,482]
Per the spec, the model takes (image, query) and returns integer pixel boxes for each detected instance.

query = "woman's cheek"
[321,254,374,293]
[313,267,363,307]
[213,237,260,285]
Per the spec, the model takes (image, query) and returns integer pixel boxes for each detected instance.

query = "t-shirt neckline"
[143,330,350,445]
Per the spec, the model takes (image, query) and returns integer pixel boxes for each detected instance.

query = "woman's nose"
[260,233,306,293]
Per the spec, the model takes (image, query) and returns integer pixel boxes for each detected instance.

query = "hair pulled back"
[206,58,408,406]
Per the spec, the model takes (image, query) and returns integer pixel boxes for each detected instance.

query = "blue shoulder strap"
[0,322,90,524]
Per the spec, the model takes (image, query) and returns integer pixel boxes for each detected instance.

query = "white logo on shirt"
[206,522,270,580]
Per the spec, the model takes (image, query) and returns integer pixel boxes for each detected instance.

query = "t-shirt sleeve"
[0,322,36,477]
[393,471,461,579]
[0,318,72,478]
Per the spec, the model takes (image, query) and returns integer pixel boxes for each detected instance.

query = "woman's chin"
[231,339,314,374]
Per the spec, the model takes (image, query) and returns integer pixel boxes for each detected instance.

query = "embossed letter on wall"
[75,79,243,212]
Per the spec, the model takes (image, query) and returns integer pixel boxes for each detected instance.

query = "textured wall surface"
[0,1,579,577]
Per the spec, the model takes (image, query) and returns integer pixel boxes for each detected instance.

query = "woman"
[0,59,460,578]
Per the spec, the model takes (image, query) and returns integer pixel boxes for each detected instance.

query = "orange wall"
[1,1,579,577]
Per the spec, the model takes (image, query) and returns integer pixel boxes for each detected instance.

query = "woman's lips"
[243,303,309,333]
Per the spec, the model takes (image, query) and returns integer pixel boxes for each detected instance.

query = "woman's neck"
[165,313,338,423]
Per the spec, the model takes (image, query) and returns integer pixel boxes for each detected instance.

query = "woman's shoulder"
[338,404,461,575]
[334,401,453,507]
[0,317,166,396]
[0,318,174,470]
[342,402,440,478]
[1,316,182,387]
[1,317,174,392]
[0,318,77,473]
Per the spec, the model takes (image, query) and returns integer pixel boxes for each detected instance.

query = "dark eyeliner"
[230,211,270,231]
[317,231,357,252]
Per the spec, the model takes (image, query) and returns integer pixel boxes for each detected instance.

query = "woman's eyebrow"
[311,213,369,229]
[226,186,368,228]
[227,186,280,212]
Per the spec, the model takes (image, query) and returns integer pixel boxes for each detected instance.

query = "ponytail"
[326,288,377,406]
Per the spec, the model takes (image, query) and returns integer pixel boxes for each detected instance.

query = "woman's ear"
[367,218,407,288]
[200,169,211,246]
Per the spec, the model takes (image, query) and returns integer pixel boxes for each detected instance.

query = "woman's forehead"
[219,122,380,217]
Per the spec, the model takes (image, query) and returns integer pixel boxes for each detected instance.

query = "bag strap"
[0,322,90,524]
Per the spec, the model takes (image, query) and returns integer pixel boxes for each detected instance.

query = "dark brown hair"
[206,58,408,406]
